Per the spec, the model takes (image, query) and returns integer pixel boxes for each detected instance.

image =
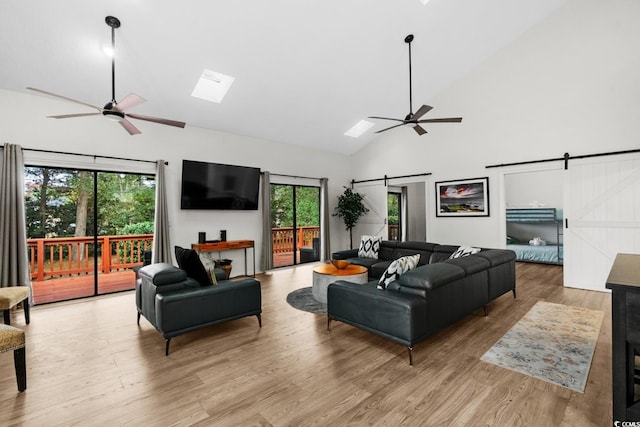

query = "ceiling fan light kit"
[27,16,186,135]
[369,34,462,136]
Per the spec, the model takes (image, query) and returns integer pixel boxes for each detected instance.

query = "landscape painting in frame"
[435,177,489,217]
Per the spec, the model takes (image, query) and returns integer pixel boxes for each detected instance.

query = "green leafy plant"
[333,187,369,249]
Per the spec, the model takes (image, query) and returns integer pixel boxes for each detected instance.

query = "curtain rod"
[265,172,323,181]
[485,148,640,170]
[2,145,167,165]
[351,172,431,187]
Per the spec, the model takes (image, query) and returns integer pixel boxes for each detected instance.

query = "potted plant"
[333,187,369,249]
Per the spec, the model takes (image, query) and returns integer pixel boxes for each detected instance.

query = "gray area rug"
[481,301,603,392]
[286,287,326,314]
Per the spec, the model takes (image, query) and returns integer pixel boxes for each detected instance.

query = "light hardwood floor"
[0,262,611,426]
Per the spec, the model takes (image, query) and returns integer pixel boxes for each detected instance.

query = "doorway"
[24,166,156,304]
[270,184,320,267]
[387,190,402,241]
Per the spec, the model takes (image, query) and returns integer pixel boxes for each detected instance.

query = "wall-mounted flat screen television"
[180,160,261,210]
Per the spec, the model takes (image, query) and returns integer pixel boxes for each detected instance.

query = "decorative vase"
[214,259,233,279]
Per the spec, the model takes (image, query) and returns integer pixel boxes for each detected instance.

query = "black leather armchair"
[137,263,262,355]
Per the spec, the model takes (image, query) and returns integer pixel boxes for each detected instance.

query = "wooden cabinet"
[606,253,640,422]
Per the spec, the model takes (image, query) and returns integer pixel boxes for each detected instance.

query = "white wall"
[351,0,640,249]
[0,89,352,271]
[505,170,563,209]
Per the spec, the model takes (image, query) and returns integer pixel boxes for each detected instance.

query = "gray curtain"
[260,171,273,271]
[152,160,171,264]
[0,144,32,297]
[401,186,408,242]
[320,177,331,261]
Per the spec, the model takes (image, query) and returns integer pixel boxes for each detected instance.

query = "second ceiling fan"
[370,34,462,135]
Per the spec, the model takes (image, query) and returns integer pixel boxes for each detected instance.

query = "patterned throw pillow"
[358,235,382,259]
[449,245,481,259]
[378,254,420,289]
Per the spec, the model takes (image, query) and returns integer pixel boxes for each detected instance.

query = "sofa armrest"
[332,249,359,260]
[139,263,187,285]
[327,280,428,347]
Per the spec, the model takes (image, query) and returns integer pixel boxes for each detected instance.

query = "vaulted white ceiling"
[0,0,567,154]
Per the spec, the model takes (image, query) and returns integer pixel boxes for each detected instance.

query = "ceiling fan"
[27,16,185,135]
[369,34,462,135]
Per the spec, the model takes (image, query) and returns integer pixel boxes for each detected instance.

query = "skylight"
[344,120,375,138]
[191,69,235,103]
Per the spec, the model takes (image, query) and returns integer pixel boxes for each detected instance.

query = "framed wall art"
[435,177,489,217]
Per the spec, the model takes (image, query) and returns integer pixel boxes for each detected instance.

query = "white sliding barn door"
[564,154,640,292]
[351,182,388,246]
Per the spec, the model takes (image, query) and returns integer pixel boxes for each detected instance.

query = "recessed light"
[191,69,235,103]
[344,120,374,138]
[419,0,431,5]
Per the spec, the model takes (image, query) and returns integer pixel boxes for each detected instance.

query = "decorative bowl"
[331,259,350,269]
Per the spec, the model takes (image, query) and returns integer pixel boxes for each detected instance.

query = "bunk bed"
[506,207,563,265]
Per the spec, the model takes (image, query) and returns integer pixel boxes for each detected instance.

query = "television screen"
[180,160,261,210]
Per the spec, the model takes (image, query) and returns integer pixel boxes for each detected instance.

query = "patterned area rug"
[481,301,603,392]
[286,287,326,314]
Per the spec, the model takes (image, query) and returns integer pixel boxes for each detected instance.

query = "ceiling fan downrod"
[105,16,121,106]
[405,34,414,120]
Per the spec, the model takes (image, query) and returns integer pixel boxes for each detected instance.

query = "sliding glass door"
[270,184,320,267]
[24,167,155,304]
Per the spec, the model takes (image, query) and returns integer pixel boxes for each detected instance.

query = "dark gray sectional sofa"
[328,241,516,365]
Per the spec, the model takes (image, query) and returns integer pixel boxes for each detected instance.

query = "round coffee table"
[312,264,368,304]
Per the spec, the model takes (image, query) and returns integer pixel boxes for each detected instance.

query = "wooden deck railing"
[272,226,319,254]
[388,225,399,241]
[27,234,153,281]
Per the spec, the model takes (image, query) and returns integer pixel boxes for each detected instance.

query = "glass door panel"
[296,186,320,264]
[25,167,96,303]
[24,167,155,304]
[270,184,320,267]
[388,192,401,241]
[96,172,155,295]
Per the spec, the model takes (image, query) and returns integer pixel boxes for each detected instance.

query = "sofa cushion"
[358,235,382,259]
[444,255,491,275]
[174,246,212,286]
[449,246,481,259]
[378,241,398,261]
[429,245,460,263]
[396,262,465,291]
[378,254,421,289]
[370,260,393,280]
[476,249,517,266]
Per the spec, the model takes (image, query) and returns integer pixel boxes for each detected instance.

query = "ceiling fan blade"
[412,105,433,120]
[414,125,427,135]
[115,93,146,112]
[416,117,463,123]
[119,119,142,135]
[26,87,102,112]
[47,113,101,119]
[375,123,407,134]
[368,116,406,123]
[127,113,186,128]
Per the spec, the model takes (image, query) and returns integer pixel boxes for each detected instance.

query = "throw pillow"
[449,246,481,259]
[378,254,420,289]
[358,235,382,259]
[207,268,218,285]
[174,246,212,286]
